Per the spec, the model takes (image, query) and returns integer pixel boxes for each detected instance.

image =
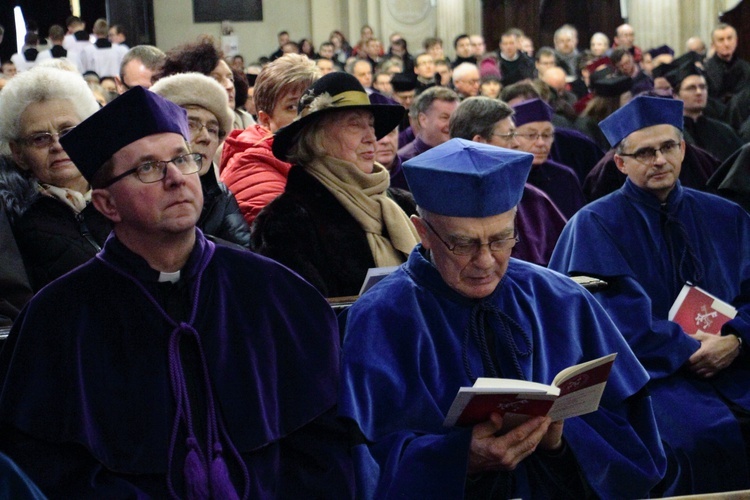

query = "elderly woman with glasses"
[151,72,250,248]
[251,72,419,298]
[0,67,111,292]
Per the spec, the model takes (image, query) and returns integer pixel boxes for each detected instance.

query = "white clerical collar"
[158,270,181,283]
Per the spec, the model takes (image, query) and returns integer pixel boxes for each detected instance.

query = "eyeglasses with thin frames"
[102,153,203,187]
[422,219,518,256]
[514,131,555,142]
[618,141,680,164]
[187,118,222,139]
[18,127,75,149]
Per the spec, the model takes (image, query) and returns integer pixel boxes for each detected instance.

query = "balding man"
[340,138,666,499]
[614,23,642,63]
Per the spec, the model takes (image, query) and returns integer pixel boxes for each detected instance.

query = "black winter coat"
[251,166,416,298]
[198,171,251,249]
[13,196,111,292]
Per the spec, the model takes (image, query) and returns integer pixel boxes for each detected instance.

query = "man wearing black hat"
[390,71,417,142]
[670,62,742,162]
[551,95,750,495]
[0,87,354,497]
[339,138,667,499]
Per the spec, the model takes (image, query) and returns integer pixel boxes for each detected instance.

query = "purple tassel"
[184,439,209,500]
[210,443,240,500]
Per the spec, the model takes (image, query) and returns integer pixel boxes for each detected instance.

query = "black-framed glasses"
[187,118,222,139]
[18,127,75,148]
[102,153,203,187]
[515,131,555,142]
[618,140,680,164]
[422,219,518,256]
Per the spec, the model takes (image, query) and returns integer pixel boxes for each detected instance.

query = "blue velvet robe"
[0,230,354,498]
[340,246,666,499]
[550,179,750,495]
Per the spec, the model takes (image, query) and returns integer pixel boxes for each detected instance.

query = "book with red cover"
[668,283,737,335]
[443,353,617,427]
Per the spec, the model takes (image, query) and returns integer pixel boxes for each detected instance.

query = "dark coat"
[198,170,251,249]
[683,115,743,163]
[0,163,34,322]
[251,166,415,298]
[708,142,750,212]
[12,195,111,292]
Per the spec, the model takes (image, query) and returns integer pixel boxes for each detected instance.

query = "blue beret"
[403,138,533,217]
[60,86,190,184]
[598,95,683,147]
[511,98,553,127]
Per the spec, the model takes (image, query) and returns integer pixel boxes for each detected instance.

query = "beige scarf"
[38,183,91,213]
[305,156,420,266]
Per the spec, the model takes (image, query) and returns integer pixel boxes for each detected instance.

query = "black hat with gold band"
[271,71,405,161]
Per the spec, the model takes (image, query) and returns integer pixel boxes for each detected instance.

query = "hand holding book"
[444,353,617,427]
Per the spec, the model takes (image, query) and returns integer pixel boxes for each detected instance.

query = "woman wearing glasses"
[0,67,111,292]
[251,72,419,298]
[151,72,250,248]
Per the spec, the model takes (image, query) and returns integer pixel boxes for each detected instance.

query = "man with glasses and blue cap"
[339,138,667,498]
[0,87,354,497]
[551,95,750,495]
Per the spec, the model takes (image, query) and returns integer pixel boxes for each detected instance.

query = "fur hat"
[271,72,405,161]
[150,72,234,137]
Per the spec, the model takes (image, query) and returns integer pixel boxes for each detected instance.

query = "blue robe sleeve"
[340,259,666,499]
[549,209,701,380]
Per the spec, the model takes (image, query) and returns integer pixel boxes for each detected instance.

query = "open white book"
[443,353,617,427]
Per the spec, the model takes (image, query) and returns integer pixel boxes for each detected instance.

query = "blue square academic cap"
[60,86,190,184]
[598,95,683,147]
[402,138,533,217]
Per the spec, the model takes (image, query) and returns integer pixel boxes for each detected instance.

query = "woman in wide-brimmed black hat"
[251,71,419,298]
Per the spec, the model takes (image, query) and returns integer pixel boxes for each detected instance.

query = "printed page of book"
[547,353,617,421]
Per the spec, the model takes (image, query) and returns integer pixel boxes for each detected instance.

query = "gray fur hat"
[151,72,234,137]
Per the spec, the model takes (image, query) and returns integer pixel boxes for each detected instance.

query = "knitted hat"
[151,72,234,137]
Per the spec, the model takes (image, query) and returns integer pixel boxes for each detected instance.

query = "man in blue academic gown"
[550,95,750,495]
[0,87,354,497]
[339,138,667,498]
[448,96,567,266]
